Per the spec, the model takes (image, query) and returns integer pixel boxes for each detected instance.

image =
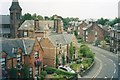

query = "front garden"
[69,44,95,74]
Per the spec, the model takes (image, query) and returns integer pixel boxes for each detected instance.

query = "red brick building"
[0,38,43,79]
[83,22,108,43]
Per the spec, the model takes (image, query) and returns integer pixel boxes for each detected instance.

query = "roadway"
[81,45,119,79]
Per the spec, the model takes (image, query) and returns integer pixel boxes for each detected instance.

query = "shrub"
[40,71,47,77]
[76,59,81,64]
[9,68,18,78]
[44,66,77,79]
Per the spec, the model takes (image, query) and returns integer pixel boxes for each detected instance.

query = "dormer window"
[12,47,17,54]
[35,52,39,59]
[17,54,22,63]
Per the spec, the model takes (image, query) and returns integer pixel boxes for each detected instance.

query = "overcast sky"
[0,0,119,19]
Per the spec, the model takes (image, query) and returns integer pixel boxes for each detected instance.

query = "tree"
[97,18,109,26]
[62,54,65,66]
[21,13,33,23]
[74,30,78,37]
[56,54,59,68]
[69,42,74,61]
[9,68,18,78]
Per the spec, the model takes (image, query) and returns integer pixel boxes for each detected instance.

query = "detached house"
[83,22,108,43]
[0,38,43,79]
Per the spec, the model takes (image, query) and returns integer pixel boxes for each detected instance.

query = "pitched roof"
[0,38,35,58]
[18,20,54,32]
[46,33,75,47]
[9,0,22,11]
[0,15,10,24]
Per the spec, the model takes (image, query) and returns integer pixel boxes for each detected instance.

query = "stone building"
[1,0,22,38]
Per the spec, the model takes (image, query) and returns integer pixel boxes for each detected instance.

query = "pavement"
[83,44,119,79]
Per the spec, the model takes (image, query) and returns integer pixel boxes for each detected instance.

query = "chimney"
[54,15,58,31]
[44,16,49,20]
[57,19,62,34]
[34,18,39,31]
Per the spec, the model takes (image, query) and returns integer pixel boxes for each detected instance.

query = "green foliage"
[21,66,29,78]
[9,68,18,78]
[69,42,74,61]
[73,30,78,37]
[62,54,65,66]
[44,66,77,79]
[97,18,109,25]
[79,44,94,59]
[100,40,106,48]
[40,70,47,77]
[70,63,80,71]
[56,54,59,67]
[21,13,43,23]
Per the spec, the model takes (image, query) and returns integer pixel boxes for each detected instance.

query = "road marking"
[111,76,113,80]
[92,57,103,78]
[119,63,120,66]
[109,59,113,63]
[114,69,116,74]
[114,63,116,68]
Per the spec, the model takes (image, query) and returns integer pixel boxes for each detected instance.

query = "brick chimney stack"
[34,18,39,31]
[54,15,62,34]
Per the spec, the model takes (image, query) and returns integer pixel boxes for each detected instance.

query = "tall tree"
[69,42,74,61]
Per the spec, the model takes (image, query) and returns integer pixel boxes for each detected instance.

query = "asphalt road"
[82,45,119,79]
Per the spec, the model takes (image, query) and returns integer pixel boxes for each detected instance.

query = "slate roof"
[19,20,54,32]
[46,33,75,47]
[9,0,22,11]
[0,15,10,24]
[0,38,35,58]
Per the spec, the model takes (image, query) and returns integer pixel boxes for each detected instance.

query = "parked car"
[58,65,75,73]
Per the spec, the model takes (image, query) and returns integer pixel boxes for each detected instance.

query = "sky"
[0,0,120,19]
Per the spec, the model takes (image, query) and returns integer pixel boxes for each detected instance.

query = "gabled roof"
[46,33,76,47]
[18,20,54,32]
[0,15,10,24]
[0,38,35,58]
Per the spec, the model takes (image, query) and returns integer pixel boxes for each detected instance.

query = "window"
[29,67,33,78]
[78,32,80,35]
[35,52,38,59]
[24,31,28,37]
[86,31,88,35]
[10,13,13,20]
[95,31,98,36]
[35,67,38,76]
[0,58,6,68]
[16,13,20,20]
[17,54,21,63]
[59,43,62,49]
[12,47,17,54]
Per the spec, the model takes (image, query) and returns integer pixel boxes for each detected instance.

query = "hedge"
[44,66,77,79]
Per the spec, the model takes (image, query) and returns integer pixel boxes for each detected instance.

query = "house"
[39,33,77,67]
[0,15,10,38]
[76,21,88,38]
[83,22,108,43]
[110,23,120,53]
[0,38,43,78]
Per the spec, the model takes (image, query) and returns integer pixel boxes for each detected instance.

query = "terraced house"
[0,38,43,79]
[83,22,109,43]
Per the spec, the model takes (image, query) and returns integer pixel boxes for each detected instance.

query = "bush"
[76,59,81,64]
[9,68,18,78]
[39,75,44,80]
[40,71,47,77]
[44,66,77,79]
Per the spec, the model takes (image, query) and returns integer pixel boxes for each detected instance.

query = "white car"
[58,65,75,73]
